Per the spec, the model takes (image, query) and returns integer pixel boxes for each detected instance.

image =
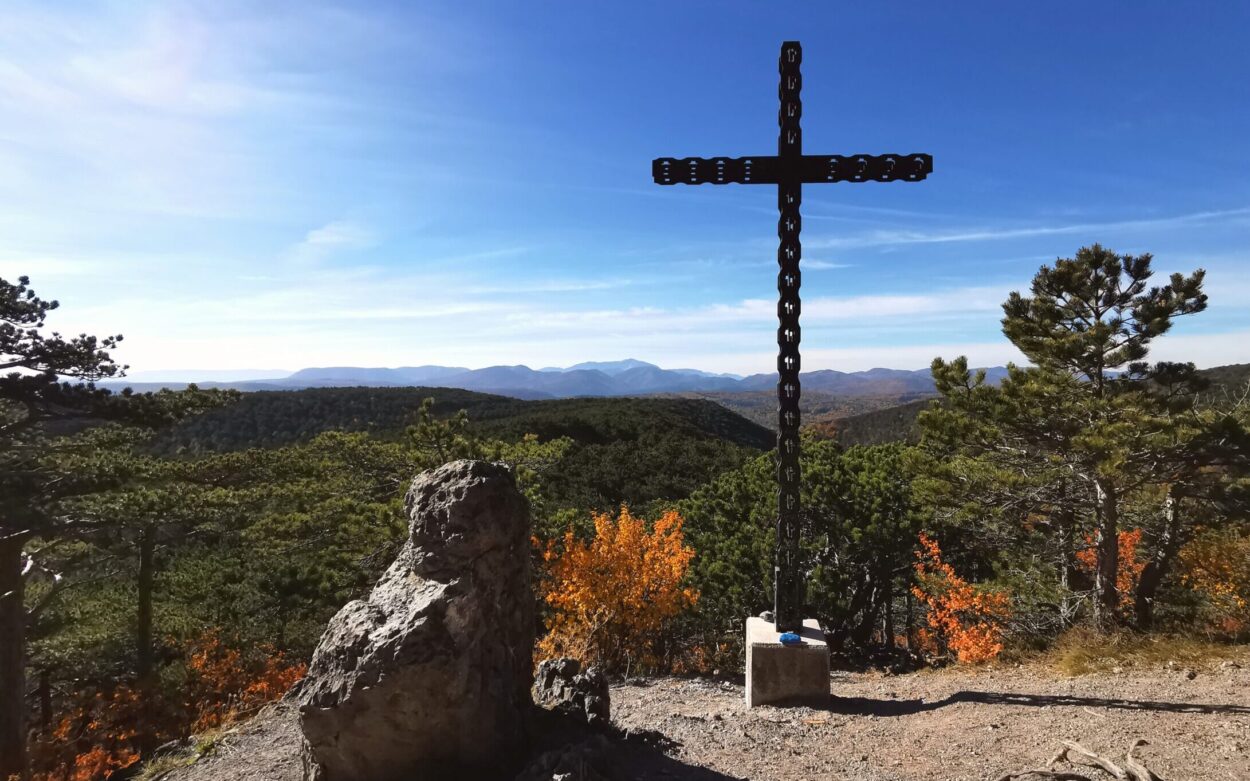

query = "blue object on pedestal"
[778,631,803,646]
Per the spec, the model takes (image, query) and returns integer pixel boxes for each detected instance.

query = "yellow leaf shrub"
[537,507,697,672]
[1179,527,1250,637]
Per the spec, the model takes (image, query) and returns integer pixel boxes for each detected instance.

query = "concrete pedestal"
[744,617,829,707]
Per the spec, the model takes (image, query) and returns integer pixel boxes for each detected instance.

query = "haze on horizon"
[3,2,1248,377]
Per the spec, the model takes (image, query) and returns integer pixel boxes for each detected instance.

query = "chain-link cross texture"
[652,41,932,632]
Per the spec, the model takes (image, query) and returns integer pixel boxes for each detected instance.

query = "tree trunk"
[136,526,155,681]
[1093,479,1120,630]
[843,576,874,648]
[1055,497,1078,627]
[1135,489,1184,631]
[883,578,895,650]
[851,582,879,648]
[905,587,916,651]
[0,531,27,780]
[37,670,50,735]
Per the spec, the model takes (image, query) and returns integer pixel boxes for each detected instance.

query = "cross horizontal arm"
[797,153,932,183]
[652,153,932,185]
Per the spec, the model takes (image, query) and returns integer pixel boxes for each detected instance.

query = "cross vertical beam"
[774,42,804,632]
[651,42,932,634]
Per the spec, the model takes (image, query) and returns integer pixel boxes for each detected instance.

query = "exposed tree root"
[1122,740,1162,781]
[1054,740,1128,779]
[991,771,1093,781]
[993,739,1163,781]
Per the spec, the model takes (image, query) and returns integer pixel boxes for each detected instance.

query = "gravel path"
[157,654,1250,780]
[611,657,1250,781]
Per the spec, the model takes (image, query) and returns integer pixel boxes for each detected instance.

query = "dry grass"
[132,727,230,781]
[1047,627,1243,676]
[133,752,196,781]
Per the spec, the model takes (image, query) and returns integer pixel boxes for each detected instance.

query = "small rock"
[1221,660,1241,670]
[1185,669,1198,680]
[759,610,775,622]
[534,658,611,727]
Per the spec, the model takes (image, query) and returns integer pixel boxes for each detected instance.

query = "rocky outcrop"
[298,460,534,781]
[534,658,610,728]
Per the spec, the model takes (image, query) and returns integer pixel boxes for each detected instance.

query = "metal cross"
[652,41,932,633]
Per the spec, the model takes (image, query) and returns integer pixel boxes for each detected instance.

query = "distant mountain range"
[103,359,1010,400]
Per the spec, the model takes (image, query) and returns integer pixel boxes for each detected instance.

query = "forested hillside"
[1202,362,1250,397]
[150,387,523,453]
[152,389,772,514]
[155,387,772,454]
[820,362,1250,447]
[820,398,931,445]
[663,389,919,430]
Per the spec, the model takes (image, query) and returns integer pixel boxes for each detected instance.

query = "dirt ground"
[611,656,1250,781]
[161,653,1250,781]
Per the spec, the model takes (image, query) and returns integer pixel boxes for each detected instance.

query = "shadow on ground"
[613,742,744,780]
[825,689,1250,717]
[527,707,744,781]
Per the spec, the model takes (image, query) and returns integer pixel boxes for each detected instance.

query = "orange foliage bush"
[29,687,143,781]
[1075,527,1146,609]
[537,507,697,672]
[67,745,141,781]
[1178,527,1250,637]
[185,630,307,731]
[27,631,305,781]
[911,533,1011,664]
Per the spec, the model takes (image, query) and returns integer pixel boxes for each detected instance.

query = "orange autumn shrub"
[34,744,141,781]
[1075,527,1146,609]
[185,630,307,731]
[27,631,305,781]
[29,687,143,781]
[912,533,1011,664]
[1178,527,1250,637]
[537,507,697,672]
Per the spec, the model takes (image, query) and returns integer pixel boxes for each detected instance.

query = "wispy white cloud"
[802,260,851,270]
[465,278,637,294]
[805,207,1250,250]
[508,286,1005,332]
[287,220,377,265]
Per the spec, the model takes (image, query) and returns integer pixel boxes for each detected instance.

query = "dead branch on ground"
[993,739,1163,781]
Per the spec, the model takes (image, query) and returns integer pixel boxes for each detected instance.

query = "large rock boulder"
[298,460,534,780]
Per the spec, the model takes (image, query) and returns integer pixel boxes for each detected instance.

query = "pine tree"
[922,245,1214,629]
[680,440,922,653]
[0,275,230,777]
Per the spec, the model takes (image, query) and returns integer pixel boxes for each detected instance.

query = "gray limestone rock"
[298,460,534,781]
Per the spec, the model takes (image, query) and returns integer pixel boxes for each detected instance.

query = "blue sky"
[3,1,1249,378]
